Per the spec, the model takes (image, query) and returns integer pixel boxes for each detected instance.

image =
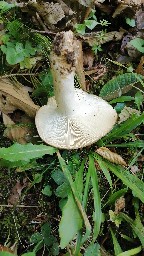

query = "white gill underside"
[35,88,117,149]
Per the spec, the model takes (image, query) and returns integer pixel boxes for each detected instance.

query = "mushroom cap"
[35,88,117,149]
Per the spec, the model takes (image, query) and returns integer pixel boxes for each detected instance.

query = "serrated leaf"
[0,143,57,162]
[96,147,127,166]
[99,73,144,100]
[75,24,86,35]
[59,192,82,249]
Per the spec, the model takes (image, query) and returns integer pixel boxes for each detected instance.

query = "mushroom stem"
[49,31,78,115]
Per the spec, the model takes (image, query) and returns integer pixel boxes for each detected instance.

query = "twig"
[0,73,39,79]
[0,204,39,208]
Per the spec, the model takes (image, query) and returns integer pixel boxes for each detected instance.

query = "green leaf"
[106,141,144,148]
[22,253,36,256]
[109,96,134,104]
[126,18,135,27]
[74,160,85,200]
[117,246,142,256]
[0,143,57,162]
[42,185,52,196]
[0,253,14,256]
[110,228,123,255]
[59,192,83,249]
[84,243,100,256]
[75,24,86,35]
[51,169,66,185]
[135,91,143,110]
[102,113,144,143]
[130,38,144,53]
[41,222,56,247]
[105,160,144,203]
[85,19,98,30]
[96,158,112,189]
[89,155,102,240]
[119,213,144,247]
[99,73,144,100]
[30,232,43,244]
[0,1,15,12]
[55,182,70,198]
[33,173,43,183]
[105,188,128,206]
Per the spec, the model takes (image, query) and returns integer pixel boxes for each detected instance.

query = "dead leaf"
[0,79,39,117]
[118,0,143,5]
[115,196,125,214]
[2,113,33,144]
[130,165,140,174]
[112,3,128,18]
[29,1,65,28]
[0,244,14,254]
[96,147,127,166]
[136,9,144,30]
[76,40,86,91]
[135,56,144,75]
[118,106,140,124]
[8,178,28,205]
[83,49,94,69]
[77,0,95,7]
[81,31,124,46]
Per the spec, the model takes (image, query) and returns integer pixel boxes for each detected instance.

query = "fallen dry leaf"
[0,244,14,254]
[8,178,28,205]
[81,31,124,46]
[115,196,125,214]
[2,113,33,144]
[135,56,144,75]
[118,106,140,124]
[0,79,39,117]
[96,147,127,166]
[29,1,65,28]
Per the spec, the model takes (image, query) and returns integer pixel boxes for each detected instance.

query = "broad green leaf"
[85,19,98,29]
[58,152,91,243]
[99,73,144,100]
[0,143,57,162]
[84,243,100,256]
[0,253,14,256]
[110,228,123,255]
[59,192,82,249]
[51,169,66,185]
[102,113,144,143]
[117,246,142,256]
[34,173,43,183]
[96,158,112,189]
[42,185,52,196]
[89,155,102,240]
[130,38,144,53]
[104,160,144,203]
[41,222,56,246]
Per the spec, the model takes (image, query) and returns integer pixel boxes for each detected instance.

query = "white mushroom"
[35,31,117,149]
